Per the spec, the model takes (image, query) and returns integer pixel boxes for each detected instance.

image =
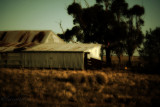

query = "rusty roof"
[0,30,101,53]
[0,30,65,47]
[0,43,101,52]
[25,43,101,52]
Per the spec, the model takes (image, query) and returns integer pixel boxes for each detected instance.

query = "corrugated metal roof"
[0,30,47,44]
[0,43,101,52]
[25,43,101,52]
[0,30,65,46]
[0,30,101,53]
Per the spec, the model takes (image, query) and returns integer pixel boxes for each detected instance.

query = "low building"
[0,30,102,69]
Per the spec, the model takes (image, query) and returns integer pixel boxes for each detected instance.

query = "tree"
[139,27,160,71]
[125,4,145,66]
[111,0,128,22]
[112,42,125,65]
[96,0,111,11]
[110,0,128,65]
[131,5,145,30]
[63,0,144,67]
[112,21,127,65]
[67,1,117,65]
[58,26,83,42]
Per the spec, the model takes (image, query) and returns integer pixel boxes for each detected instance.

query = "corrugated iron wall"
[0,53,22,67]
[0,52,84,69]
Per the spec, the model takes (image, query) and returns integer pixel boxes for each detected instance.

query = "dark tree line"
[58,0,145,66]
[139,28,160,72]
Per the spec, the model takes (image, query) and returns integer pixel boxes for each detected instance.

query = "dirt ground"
[0,68,160,106]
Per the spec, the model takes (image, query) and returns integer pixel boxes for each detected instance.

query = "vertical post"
[84,52,88,70]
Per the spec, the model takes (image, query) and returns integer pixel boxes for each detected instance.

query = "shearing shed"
[0,30,65,44]
[0,30,102,69]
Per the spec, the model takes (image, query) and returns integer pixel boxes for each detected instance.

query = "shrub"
[95,72,107,85]
[139,27,160,72]
[58,90,73,99]
[68,73,87,84]
[63,82,76,93]
[87,75,96,86]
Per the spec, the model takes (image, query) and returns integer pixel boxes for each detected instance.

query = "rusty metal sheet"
[25,43,101,52]
[0,30,65,45]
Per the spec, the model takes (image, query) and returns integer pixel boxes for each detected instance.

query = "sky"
[0,0,160,34]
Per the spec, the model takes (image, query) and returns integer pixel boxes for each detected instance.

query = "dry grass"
[0,68,160,106]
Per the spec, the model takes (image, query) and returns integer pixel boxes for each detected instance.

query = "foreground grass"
[0,68,160,106]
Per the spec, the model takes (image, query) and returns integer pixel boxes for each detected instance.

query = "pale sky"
[0,0,160,34]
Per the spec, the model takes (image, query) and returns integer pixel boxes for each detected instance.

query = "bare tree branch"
[59,21,65,34]
[84,0,89,7]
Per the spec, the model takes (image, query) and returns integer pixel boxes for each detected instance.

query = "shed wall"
[0,53,22,67]
[0,52,84,69]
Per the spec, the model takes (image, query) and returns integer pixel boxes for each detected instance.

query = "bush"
[139,27,160,72]
[63,82,76,93]
[95,72,107,85]
[87,75,96,86]
[68,73,87,84]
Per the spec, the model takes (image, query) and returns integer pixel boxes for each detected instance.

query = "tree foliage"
[59,0,145,66]
[139,28,160,70]
[58,26,83,42]
[125,4,145,66]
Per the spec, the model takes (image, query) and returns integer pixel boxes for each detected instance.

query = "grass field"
[0,68,160,106]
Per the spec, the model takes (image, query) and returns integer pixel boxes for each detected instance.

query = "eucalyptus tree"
[63,0,144,67]
[110,0,128,64]
[94,0,129,65]
[125,4,145,66]
[66,0,132,66]
[67,1,116,65]
[96,0,111,11]
[139,28,160,71]
[131,5,145,30]
[58,26,83,42]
